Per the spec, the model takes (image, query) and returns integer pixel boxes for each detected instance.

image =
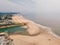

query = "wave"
[24,17,60,39]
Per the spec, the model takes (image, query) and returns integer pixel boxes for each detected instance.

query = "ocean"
[22,14,60,36]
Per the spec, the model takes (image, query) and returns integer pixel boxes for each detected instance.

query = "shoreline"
[0,25,18,28]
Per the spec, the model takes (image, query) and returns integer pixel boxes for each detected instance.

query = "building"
[0,12,20,26]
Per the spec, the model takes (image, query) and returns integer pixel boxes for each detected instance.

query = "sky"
[0,0,60,14]
[0,0,35,14]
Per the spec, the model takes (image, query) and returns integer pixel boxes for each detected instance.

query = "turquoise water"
[0,26,27,35]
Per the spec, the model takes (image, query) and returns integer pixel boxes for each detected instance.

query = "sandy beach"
[10,15,60,45]
[10,32,60,45]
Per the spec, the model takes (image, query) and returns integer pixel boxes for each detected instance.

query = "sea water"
[22,14,60,36]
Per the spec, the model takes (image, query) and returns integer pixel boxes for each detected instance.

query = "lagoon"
[0,26,27,35]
